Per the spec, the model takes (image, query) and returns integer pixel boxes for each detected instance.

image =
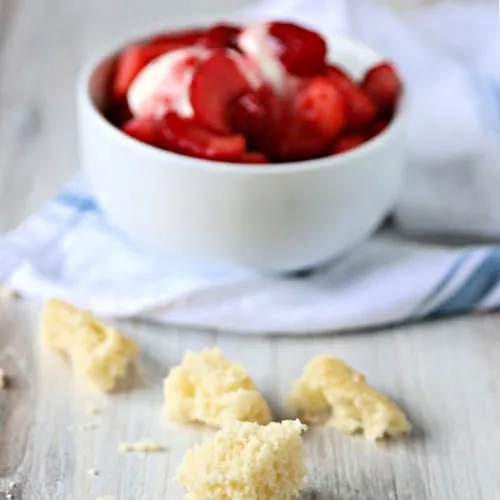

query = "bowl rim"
[77,16,407,175]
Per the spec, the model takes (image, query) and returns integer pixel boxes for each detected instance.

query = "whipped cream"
[127,47,210,119]
[128,23,295,120]
[237,23,288,94]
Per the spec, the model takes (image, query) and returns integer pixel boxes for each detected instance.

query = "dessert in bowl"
[77,19,406,272]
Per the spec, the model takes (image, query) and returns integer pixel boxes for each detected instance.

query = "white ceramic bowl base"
[77,30,406,273]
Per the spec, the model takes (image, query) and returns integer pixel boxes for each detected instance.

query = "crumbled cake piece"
[40,299,140,392]
[288,356,411,440]
[87,468,99,476]
[86,405,102,415]
[118,440,165,453]
[164,347,272,427]
[177,420,306,500]
[0,368,7,389]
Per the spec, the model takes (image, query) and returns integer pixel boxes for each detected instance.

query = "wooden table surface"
[0,0,498,499]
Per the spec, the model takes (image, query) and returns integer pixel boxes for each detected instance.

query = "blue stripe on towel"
[466,69,500,134]
[412,252,469,317]
[56,192,99,213]
[430,250,500,317]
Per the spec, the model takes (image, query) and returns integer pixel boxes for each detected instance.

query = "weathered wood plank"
[0,300,499,499]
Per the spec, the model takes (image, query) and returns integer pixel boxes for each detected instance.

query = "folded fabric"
[1,0,500,334]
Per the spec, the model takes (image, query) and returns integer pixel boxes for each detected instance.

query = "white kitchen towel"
[1,0,500,334]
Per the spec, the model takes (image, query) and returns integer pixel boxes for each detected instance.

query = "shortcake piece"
[176,420,306,500]
[164,347,271,427]
[40,299,139,392]
[288,355,411,440]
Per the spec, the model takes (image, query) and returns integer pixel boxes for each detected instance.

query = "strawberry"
[369,119,390,139]
[200,24,242,49]
[295,77,345,139]
[107,100,132,127]
[361,62,402,114]
[268,22,327,77]
[148,29,207,45]
[326,66,376,130]
[159,113,246,161]
[228,91,268,149]
[121,118,162,147]
[331,133,367,155]
[276,125,332,162]
[326,66,354,93]
[232,85,333,162]
[112,41,188,101]
[239,152,269,164]
[346,86,377,130]
[190,49,251,134]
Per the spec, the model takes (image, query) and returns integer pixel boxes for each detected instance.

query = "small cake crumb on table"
[288,355,411,440]
[118,440,165,453]
[85,405,102,415]
[177,419,307,500]
[164,347,272,428]
[40,299,140,393]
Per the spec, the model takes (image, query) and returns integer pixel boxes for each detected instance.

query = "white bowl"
[77,27,407,273]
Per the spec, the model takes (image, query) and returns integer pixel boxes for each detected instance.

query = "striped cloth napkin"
[1,0,499,334]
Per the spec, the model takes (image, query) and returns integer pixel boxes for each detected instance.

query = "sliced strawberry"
[326,66,354,93]
[200,24,242,49]
[239,152,269,164]
[346,86,377,130]
[246,86,294,160]
[295,77,345,139]
[331,133,367,155]
[231,85,331,162]
[148,29,207,45]
[159,113,246,161]
[326,66,376,130]
[190,49,251,134]
[268,22,327,77]
[121,118,162,147]
[277,126,332,162]
[369,119,390,139]
[107,100,132,127]
[112,41,189,102]
[361,62,402,114]
[228,91,268,148]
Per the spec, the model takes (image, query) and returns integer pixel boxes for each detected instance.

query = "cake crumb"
[288,355,411,440]
[87,468,99,476]
[118,440,165,454]
[0,369,7,389]
[86,405,102,415]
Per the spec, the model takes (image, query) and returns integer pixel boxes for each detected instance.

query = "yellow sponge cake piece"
[164,347,272,427]
[288,355,411,440]
[40,299,139,392]
[177,420,307,500]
